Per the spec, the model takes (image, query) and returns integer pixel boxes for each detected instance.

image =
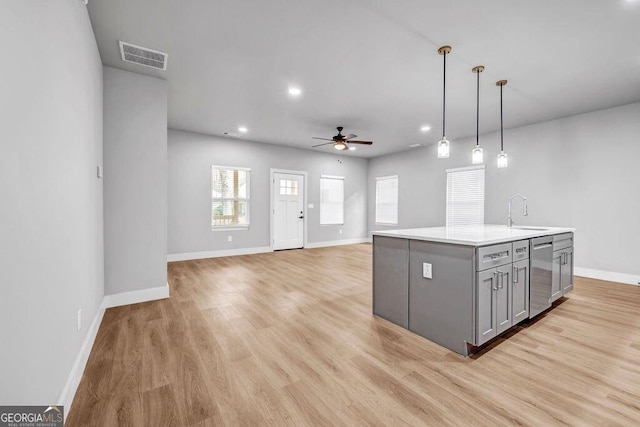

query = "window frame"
[375,175,399,226]
[319,175,345,226]
[211,165,251,231]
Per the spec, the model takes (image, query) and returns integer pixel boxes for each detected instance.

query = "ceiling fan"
[312,126,373,150]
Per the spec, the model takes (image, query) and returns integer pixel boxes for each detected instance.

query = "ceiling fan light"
[437,138,450,158]
[472,146,484,164]
[334,142,347,150]
[497,151,508,168]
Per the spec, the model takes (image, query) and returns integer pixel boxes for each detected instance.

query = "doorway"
[271,169,307,250]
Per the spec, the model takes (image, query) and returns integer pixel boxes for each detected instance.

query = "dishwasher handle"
[532,243,552,250]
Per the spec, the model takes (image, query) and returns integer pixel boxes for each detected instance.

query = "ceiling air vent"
[119,41,168,71]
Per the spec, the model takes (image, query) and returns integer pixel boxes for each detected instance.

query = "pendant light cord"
[476,70,480,147]
[442,51,446,139]
[500,84,504,151]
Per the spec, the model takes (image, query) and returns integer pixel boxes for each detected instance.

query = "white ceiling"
[87,0,640,158]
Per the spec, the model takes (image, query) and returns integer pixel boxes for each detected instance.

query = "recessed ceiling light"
[238,126,248,133]
[349,146,356,151]
[409,143,425,148]
[420,125,431,132]
[288,87,302,96]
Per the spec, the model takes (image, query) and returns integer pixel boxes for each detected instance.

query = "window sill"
[211,226,250,231]
[375,222,398,226]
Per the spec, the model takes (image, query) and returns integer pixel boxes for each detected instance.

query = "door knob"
[298,211,304,219]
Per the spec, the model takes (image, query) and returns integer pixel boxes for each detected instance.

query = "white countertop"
[372,225,575,246]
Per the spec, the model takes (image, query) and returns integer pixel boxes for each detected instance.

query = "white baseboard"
[59,282,170,421]
[58,299,106,420]
[103,283,170,308]
[167,246,272,262]
[305,237,372,249]
[575,267,639,286]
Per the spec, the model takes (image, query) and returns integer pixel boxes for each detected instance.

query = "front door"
[273,172,304,250]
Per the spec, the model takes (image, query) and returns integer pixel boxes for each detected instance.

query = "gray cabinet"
[552,233,574,301]
[477,268,498,344]
[476,240,532,346]
[512,259,530,324]
[475,242,515,346]
[372,236,409,328]
[561,247,574,294]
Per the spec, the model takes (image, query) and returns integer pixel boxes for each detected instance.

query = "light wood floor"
[67,244,640,426]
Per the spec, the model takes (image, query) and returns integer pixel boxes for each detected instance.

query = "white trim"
[375,174,398,181]
[211,165,251,171]
[168,246,272,262]
[58,300,106,421]
[446,164,485,173]
[210,225,250,232]
[320,174,345,180]
[103,283,170,308]
[270,169,308,251]
[305,238,371,249]
[575,267,639,286]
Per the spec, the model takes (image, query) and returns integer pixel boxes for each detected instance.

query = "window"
[279,179,298,196]
[320,175,344,225]
[211,166,250,228]
[375,175,398,225]
[446,165,485,227]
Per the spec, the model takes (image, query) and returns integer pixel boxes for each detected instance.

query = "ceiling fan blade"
[312,142,336,148]
[347,140,373,145]
[312,137,333,141]
[344,133,358,140]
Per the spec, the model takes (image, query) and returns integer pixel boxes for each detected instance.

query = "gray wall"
[369,102,640,278]
[103,67,167,294]
[168,130,368,254]
[0,1,104,404]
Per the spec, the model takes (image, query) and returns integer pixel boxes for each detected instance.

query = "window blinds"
[320,176,344,225]
[446,165,485,227]
[375,175,398,225]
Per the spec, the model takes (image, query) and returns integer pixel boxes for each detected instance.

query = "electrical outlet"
[308,203,314,209]
[339,229,343,235]
[228,235,232,242]
[77,309,82,332]
[423,263,432,279]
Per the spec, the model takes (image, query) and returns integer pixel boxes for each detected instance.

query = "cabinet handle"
[513,265,518,283]
[497,270,504,289]
[492,272,499,291]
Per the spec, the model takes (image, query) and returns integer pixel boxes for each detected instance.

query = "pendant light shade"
[437,46,451,158]
[496,79,508,168]
[471,65,484,164]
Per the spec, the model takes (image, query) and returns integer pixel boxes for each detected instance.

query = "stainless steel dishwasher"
[530,236,553,318]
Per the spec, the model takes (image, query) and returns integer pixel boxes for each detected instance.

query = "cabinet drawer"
[553,232,573,251]
[477,242,512,271]
[512,239,530,261]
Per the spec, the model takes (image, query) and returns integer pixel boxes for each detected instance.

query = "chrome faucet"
[508,194,528,227]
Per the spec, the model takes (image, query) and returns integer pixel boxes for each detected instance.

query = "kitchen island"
[372,225,574,356]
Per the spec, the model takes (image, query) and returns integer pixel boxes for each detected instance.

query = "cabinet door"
[496,267,512,335]
[561,247,574,294]
[551,250,563,302]
[512,259,530,324]
[477,269,497,346]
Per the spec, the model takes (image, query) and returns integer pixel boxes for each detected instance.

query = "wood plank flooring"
[66,243,640,426]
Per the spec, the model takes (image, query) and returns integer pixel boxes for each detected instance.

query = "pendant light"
[496,79,508,168]
[471,65,485,164]
[437,46,452,158]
